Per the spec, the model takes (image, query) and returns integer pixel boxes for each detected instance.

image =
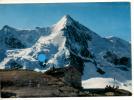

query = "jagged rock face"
[103,51,131,67]
[0,26,24,49]
[0,25,50,49]
[103,51,121,66]
[5,36,26,49]
[63,17,91,57]
[5,59,23,70]
[68,53,84,74]
[59,15,92,74]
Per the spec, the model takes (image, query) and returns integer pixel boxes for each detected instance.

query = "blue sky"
[0,2,131,41]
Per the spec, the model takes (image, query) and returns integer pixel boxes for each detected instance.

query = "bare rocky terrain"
[0,69,132,98]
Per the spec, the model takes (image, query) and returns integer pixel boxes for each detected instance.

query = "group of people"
[105,85,119,91]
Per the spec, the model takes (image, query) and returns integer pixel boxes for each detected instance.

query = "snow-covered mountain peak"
[0,15,131,91]
[63,14,74,22]
[52,15,75,32]
[59,14,74,25]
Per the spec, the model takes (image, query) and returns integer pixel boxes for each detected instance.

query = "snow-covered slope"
[0,25,51,49]
[0,15,131,91]
[0,15,92,70]
[82,62,131,92]
[82,77,132,92]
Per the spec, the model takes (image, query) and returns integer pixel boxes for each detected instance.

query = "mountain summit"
[0,15,131,91]
[53,15,78,32]
[57,15,74,25]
